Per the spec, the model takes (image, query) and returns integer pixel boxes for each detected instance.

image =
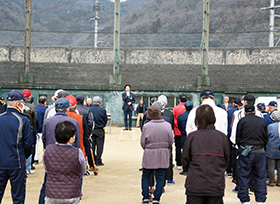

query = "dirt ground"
[2,127,280,204]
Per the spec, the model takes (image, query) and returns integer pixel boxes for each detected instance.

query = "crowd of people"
[0,89,107,204]
[137,88,279,204]
[0,87,280,204]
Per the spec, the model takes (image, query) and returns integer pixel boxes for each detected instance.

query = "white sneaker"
[26,170,35,174]
[257,203,266,204]
[239,202,250,204]
[175,165,182,170]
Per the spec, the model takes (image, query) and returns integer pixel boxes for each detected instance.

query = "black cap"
[179,94,187,102]
[257,103,266,111]
[200,89,215,99]
[233,98,243,106]
[244,94,255,104]
[245,104,255,113]
[0,96,4,100]
[76,94,85,102]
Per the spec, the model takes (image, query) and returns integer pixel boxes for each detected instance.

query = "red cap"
[22,89,32,98]
[65,95,77,107]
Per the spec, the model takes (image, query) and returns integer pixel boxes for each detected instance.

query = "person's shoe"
[123,127,128,131]
[276,182,280,187]
[84,171,90,176]
[267,182,275,187]
[232,186,238,193]
[179,170,188,176]
[34,160,39,165]
[153,200,160,204]
[136,126,139,128]
[142,199,149,203]
[128,128,132,131]
[96,162,104,166]
[175,165,182,170]
[31,165,35,170]
[89,166,98,171]
[149,196,153,202]
[257,203,266,204]
[167,180,175,184]
[139,168,143,171]
[232,179,237,184]
[162,188,165,193]
[26,170,35,174]
[239,202,250,204]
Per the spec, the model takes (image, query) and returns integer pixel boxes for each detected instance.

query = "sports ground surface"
[3,127,280,204]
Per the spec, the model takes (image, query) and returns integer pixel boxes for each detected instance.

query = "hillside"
[0,0,275,47]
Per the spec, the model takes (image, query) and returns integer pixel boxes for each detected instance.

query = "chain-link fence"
[0,29,272,48]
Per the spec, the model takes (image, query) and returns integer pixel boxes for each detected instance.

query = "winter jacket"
[173,102,186,136]
[266,122,280,159]
[182,124,230,196]
[141,119,174,169]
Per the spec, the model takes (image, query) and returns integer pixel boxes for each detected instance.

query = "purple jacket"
[42,112,80,148]
[141,119,174,169]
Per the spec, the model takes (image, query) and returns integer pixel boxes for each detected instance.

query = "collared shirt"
[42,112,80,148]
[42,143,86,176]
[186,99,228,135]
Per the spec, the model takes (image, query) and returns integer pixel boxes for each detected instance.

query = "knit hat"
[93,96,102,104]
[270,111,280,122]
[146,106,162,120]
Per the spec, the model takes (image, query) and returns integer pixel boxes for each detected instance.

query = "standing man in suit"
[221,96,233,111]
[122,84,135,131]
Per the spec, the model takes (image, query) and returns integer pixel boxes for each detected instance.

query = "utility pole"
[110,0,122,86]
[198,0,210,90]
[93,0,100,48]
[261,0,280,47]
[21,0,33,85]
[24,0,31,76]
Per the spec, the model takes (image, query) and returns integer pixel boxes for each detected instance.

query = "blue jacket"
[35,104,47,133]
[177,111,191,136]
[42,112,80,148]
[122,92,135,112]
[0,107,33,169]
[264,113,273,126]
[266,122,280,159]
[136,104,146,114]
[89,105,108,129]
[227,106,238,137]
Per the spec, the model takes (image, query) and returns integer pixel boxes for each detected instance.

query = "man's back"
[77,103,93,132]
[173,102,186,135]
[35,104,47,133]
[236,114,268,147]
[0,108,32,169]
[42,112,80,148]
[90,105,107,129]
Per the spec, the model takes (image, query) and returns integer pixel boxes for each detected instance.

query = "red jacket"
[173,102,186,136]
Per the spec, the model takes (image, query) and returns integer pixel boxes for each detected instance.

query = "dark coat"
[182,124,230,196]
[177,111,191,136]
[122,92,135,112]
[89,105,107,129]
[136,104,146,114]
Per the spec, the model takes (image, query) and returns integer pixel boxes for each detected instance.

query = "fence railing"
[0,29,272,48]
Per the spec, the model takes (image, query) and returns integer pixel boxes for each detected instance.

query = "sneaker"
[34,160,39,165]
[232,186,238,193]
[96,162,104,166]
[26,170,35,174]
[175,165,182,170]
[167,180,175,184]
[239,202,250,204]
[257,203,266,204]
[276,182,280,187]
[153,200,160,204]
[84,171,90,176]
[267,182,275,187]
[142,199,149,204]
[31,166,35,170]
[179,171,188,176]
[89,166,98,171]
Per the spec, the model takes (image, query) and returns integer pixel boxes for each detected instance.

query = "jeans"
[124,110,132,128]
[0,168,26,204]
[142,168,166,201]
[237,153,267,203]
[267,157,280,183]
[26,155,32,171]
[174,136,182,166]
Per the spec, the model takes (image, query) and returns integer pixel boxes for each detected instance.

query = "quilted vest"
[44,144,81,199]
